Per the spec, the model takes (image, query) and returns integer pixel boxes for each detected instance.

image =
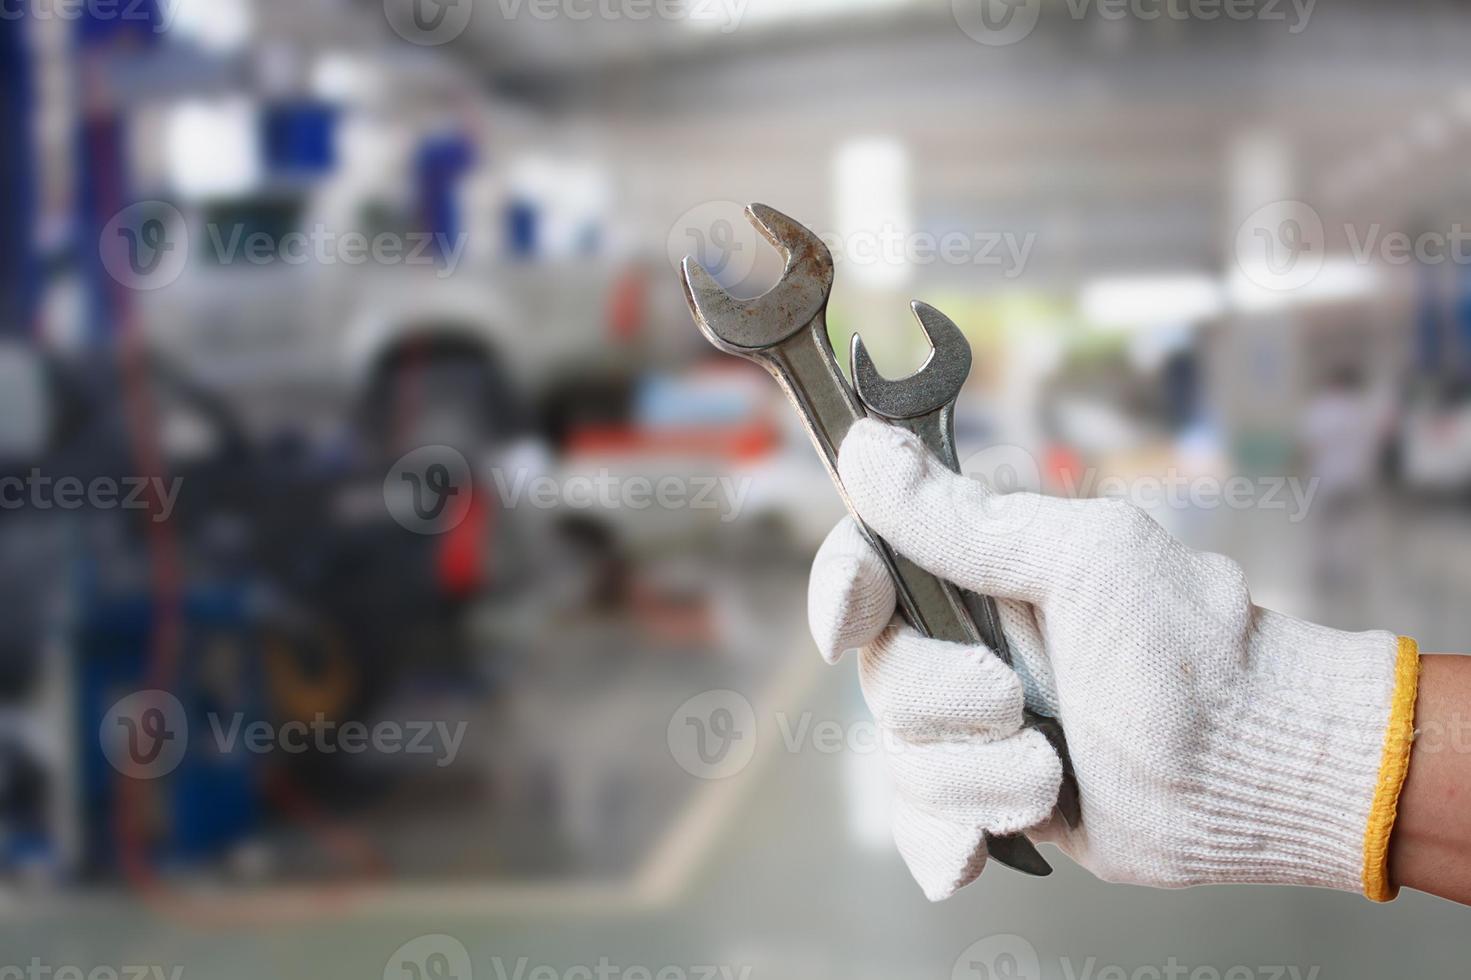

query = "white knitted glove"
[809,419,1420,902]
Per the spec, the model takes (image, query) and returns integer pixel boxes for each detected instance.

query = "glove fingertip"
[818,637,853,666]
[808,552,882,664]
[892,798,988,902]
[808,553,857,663]
[809,518,896,662]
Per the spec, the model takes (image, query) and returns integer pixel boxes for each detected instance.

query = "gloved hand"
[809,419,1420,902]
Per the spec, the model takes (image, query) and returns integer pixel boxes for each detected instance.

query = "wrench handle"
[753,318,1054,877]
[761,322,988,645]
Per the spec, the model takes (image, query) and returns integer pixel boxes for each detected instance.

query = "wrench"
[680,203,1056,877]
[850,301,1081,831]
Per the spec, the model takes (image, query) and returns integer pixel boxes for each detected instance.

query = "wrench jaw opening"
[849,301,972,422]
[679,203,835,357]
[910,300,972,389]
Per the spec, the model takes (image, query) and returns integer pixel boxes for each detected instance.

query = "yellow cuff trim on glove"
[1362,636,1421,902]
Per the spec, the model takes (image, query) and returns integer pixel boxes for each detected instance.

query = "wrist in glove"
[809,419,1420,901]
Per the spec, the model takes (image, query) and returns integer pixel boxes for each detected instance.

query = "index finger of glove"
[837,419,1078,604]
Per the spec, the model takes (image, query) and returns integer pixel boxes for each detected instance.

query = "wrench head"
[850,301,972,420]
[680,203,834,355]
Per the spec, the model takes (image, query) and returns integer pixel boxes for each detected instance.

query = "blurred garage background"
[1,0,1470,977]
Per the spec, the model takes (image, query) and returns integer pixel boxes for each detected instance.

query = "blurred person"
[1299,367,1393,594]
[808,420,1471,907]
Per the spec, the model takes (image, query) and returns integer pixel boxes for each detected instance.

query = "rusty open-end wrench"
[680,203,1058,876]
[851,302,1081,832]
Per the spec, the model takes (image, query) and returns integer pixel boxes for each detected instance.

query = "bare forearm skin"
[1390,654,1471,905]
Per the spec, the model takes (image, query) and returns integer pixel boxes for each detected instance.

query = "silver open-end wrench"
[680,203,1056,877]
[851,302,1081,833]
